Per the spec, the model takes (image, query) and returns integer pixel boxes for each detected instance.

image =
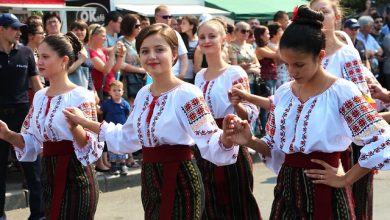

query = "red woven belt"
[43,140,74,220]
[142,144,192,220]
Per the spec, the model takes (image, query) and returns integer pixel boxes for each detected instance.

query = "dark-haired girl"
[229,5,390,219]
[0,33,104,219]
[63,23,244,220]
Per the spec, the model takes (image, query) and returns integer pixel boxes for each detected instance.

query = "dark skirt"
[41,154,99,220]
[193,146,262,220]
[141,160,205,220]
[351,145,373,220]
[270,164,355,220]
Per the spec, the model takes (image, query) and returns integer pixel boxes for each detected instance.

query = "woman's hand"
[369,84,390,103]
[230,83,250,101]
[78,47,88,62]
[63,107,87,128]
[304,159,348,188]
[0,120,11,141]
[222,115,253,146]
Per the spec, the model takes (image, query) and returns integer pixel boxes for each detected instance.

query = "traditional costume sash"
[213,118,230,205]
[43,140,74,220]
[284,151,340,220]
[142,144,192,220]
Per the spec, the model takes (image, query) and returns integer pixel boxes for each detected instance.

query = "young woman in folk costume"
[310,1,377,218]
[233,2,377,218]
[229,5,390,219]
[194,18,261,219]
[0,33,104,219]
[63,23,244,220]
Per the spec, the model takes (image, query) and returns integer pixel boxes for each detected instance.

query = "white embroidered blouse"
[261,79,390,173]
[99,83,239,166]
[195,65,258,124]
[14,87,103,166]
[322,45,370,95]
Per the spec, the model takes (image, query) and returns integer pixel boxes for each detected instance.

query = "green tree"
[340,0,388,17]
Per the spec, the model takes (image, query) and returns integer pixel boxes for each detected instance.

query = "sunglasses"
[91,24,102,36]
[240,29,250,34]
[160,15,173,19]
[134,24,141,29]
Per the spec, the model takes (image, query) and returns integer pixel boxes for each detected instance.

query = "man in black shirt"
[343,18,370,68]
[0,13,43,220]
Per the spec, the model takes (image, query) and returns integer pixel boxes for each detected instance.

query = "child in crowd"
[101,80,137,175]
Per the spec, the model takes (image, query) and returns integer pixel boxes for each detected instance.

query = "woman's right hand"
[369,84,390,103]
[223,116,253,146]
[230,83,249,101]
[0,120,10,141]
[62,107,87,127]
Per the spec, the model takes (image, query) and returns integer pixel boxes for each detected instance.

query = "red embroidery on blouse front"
[149,95,168,146]
[289,103,304,152]
[299,99,318,152]
[279,98,293,150]
[47,96,62,141]
[340,96,382,137]
[137,95,150,147]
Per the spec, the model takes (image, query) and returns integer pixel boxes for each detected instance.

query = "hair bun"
[292,5,324,29]
[65,31,83,58]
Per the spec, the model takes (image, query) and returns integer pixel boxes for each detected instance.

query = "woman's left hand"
[304,159,348,188]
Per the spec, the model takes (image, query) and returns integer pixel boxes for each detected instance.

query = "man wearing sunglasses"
[0,13,44,220]
[154,5,188,80]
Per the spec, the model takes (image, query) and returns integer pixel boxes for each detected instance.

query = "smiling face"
[37,42,68,79]
[139,33,177,78]
[280,48,324,84]
[198,22,225,55]
[72,27,87,42]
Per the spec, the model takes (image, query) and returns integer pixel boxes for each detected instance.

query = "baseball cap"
[0,13,26,28]
[344,18,360,29]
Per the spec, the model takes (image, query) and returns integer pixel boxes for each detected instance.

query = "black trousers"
[0,103,44,220]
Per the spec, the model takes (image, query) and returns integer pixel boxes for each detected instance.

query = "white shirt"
[261,79,390,173]
[172,31,188,76]
[15,87,104,166]
[99,83,239,166]
[195,65,258,124]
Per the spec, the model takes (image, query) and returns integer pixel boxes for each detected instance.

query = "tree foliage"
[340,0,389,17]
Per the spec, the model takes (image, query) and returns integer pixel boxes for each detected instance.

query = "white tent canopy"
[0,3,95,12]
[116,4,230,16]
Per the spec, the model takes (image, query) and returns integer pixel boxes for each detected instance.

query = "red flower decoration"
[292,5,299,22]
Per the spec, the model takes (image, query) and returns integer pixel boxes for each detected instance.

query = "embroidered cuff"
[98,121,107,142]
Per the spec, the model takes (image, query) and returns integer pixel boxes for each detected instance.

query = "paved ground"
[5,162,390,219]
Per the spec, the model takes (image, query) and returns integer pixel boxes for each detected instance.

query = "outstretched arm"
[63,107,101,134]
[0,120,25,149]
